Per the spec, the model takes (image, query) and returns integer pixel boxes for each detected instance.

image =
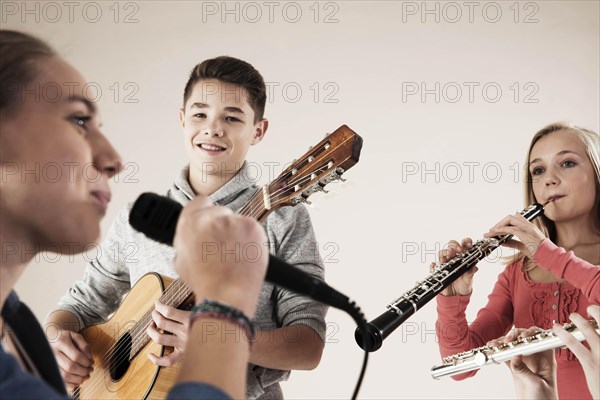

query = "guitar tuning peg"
[316,182,329,193]
[312,186,329,194]
[292,196,312,206]
[298,195,312,205]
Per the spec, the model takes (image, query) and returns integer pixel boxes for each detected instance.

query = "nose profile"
[100,159,124,178]
[91,132,124,178]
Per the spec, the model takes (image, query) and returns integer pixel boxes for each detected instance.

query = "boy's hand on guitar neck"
[146,302,190,366]
[431,238,478,297]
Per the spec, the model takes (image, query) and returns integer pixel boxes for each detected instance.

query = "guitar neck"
[237,186,274,221]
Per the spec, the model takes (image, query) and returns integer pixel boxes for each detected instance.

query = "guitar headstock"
[267,125,362,209]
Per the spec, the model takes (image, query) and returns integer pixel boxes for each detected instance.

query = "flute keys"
[474,352,487,367]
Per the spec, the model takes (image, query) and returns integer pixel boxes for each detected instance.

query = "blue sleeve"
[0,348,67,400]
[1,347,231,400]
[167,382,232,400]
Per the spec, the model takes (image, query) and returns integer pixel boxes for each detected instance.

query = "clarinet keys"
[356,203,546,353]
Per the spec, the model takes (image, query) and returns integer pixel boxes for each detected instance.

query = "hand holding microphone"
[172,195,268,318]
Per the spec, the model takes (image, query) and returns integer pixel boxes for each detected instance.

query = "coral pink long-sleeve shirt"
[436,239,600,400]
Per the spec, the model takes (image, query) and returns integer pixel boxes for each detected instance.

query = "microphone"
[129,192,351,311]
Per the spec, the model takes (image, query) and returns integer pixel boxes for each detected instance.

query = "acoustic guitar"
[74,125,363,399]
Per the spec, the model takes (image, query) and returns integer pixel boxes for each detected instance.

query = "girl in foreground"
[0,30,268,399]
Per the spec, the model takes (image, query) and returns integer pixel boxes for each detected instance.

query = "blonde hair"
[515,122,600,270]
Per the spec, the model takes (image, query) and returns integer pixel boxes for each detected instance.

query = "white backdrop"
[3,1,599,398]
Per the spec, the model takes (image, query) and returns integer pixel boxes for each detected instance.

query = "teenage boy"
[46,56,327,399]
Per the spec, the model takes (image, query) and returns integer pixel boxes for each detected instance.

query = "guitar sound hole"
[110,332,132,381]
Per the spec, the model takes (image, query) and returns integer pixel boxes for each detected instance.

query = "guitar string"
[239,134,354,216]
[79,135,354,396]
[240,134,354,217]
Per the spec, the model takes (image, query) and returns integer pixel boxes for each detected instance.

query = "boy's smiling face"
[180,79,267,181]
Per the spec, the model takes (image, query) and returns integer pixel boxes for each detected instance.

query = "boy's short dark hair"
[183,56,267,123]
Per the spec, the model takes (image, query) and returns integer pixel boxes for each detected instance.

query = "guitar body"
[77,273,179,400]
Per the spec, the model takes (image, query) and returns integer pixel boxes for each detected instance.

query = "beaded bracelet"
[190,300,256,342]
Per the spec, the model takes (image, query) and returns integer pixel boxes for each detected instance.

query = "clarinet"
[431,319,599,379]
[354,203,545,352]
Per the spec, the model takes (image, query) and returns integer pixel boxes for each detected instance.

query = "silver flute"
[431,319,600,379]
[355,203,545,352]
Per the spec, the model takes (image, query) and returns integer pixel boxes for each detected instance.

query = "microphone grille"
[129,192,182,246]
